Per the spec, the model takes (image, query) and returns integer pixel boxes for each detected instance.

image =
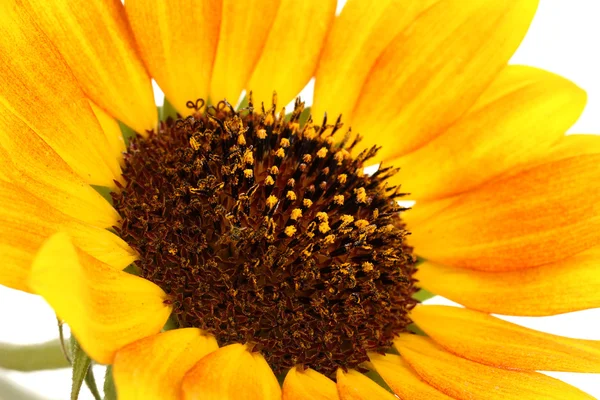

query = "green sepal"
[363,368,394,394]
[118,121,137,144]
[159,97,179,121]
[412,288,436,303]
[407,323,427,336]
[69,335,100,400]
[91,185,114,205]
[103,366,117,400]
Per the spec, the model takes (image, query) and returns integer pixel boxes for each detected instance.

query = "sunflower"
[1,0,600,398]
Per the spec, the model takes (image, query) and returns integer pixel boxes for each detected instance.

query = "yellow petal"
[282,367,339,400]
[90,102,126,167]
[350,0,539,161]
[368,353,453,400]
[336,369,397,400]
[525,134,600,169]
[312,0,440,122]
[415,251,600,316]
[388,66,586,200]
[125,0,221,116]
[0,181,135,293]
[182,343,281,400]
[0,2,121,187]
[24,0,156,133]
[411,305,600,372]
[395,335,595,400]
[113,328,218,400]
[0,104,119,228]
[29,233,170,365]
[410,154,600,271]
[247,0,337,108]
[209,0,282,104]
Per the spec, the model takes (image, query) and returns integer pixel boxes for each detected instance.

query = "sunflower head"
[112,96,418,376]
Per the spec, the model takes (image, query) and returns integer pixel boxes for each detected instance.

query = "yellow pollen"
[270,166,280,175]
[266,195,278,209]
[290,208,303,220]
[302,154,312,163]
[303,199,313,208]
[284,226,297,237]
[316,147,328,158]
[333,195,344,205]
[286,191,297,201]
[243,149,254,165]
[316,212,329,222]
[379,224,394,233]
[257,128,267,139]
[237,134,246,146]
[340,214,354,225]
[280,138,290,148]
[338,174,347,184]
[275,148,285,158]
[355,219,369,229]
[362,262,374,272]
[265,175,275,186]
[323,234,336,245]
[354,187,367,203]
[243,169,254,178]
[289,121,300,133]
[287,178,296,188]
[189,137,200,150]
[304,125,316,140]
[319,222,330,234]
[325,137,335,146]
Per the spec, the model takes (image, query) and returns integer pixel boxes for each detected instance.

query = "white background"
[1,0,599,398]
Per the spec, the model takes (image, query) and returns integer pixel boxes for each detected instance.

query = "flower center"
[112,98,417,376]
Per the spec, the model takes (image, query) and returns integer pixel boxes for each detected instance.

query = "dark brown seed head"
[112,98,418,377]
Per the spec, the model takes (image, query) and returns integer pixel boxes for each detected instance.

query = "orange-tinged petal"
[282,367,339,400]
[247,0,336,108]
[368,353,453,400]
[113,328,218,400]
[350,0,539,161]
[522,134,600,169]
[24,0,157,133]
[209,0,282,104]
[312,0,439,121]
[388,66,586,200]
[29,233,170,365]
[90,102,126,167]
[0,182,135,292]
[182,343,281,400]
[0,1,121,187]
[0,104,119,228]
[336,369,397,400]
[395,335,595,400]
[410,154,600,271]
[402,197,456,229]
[415,251,600,316]
[125,0,221,116]
[411,305,600,372]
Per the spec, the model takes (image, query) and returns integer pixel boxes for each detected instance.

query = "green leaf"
[412,288,436,303]
[103,366,117,400]
[159,97,179,121]
[0,339,70,371]
[69,335,94,400]
[0,376,47,400]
